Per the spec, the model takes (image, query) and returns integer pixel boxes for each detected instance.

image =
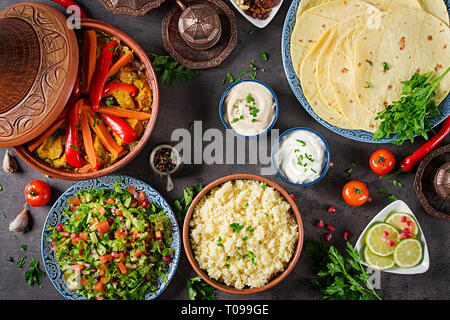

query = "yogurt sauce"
[275,130,327,184]
[224,81,275,136]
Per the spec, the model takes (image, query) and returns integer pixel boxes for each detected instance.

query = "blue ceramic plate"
[281,0,450,143]
[41,174,181,300]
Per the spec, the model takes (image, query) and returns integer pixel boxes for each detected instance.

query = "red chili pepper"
[400,116,450,172]
[51,0,87,18]
[103,83,139,97]
[90,40,118,110]
[65,99,87,168]
[99,113,137,144]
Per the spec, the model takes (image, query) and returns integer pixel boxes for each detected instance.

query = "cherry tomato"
[369,149,396,175]
[342,180,369,207]
[25,180,51,207]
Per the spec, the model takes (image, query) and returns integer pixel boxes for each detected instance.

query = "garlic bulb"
[9,204,29,232]
[3,150,18,174]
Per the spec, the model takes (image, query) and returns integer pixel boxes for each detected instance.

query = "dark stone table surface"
[0,0,448,300]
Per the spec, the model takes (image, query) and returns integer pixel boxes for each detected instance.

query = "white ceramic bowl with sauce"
[271,127,331,187]
[219,79,279,138]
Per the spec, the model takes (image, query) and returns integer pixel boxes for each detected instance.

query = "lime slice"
[365,223,399,256]
[364,246,395,270]
[393,238,423,268]
[385,212,418,238]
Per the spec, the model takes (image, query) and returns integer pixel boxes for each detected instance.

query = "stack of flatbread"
[290,0,450,133]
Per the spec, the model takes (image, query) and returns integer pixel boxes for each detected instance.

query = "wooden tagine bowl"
[0,2,160,180]
[97,0,166,16]
[183,174,304,295]
[162,0,238,69]
[414,144,450,221]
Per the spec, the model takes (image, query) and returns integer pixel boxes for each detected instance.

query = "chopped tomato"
[79,232,89,242]
[94,281,104,293]
[155,230,163,241]
[105,198,115,204]
[97,206,106,216]
[134,249,143,257]
[69,197,81,207]
[118,261,127,274]
[95,220,110,233]
[100,254,112,264]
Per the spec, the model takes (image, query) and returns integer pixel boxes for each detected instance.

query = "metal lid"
[0,2,79,147]
[177,2,222,50]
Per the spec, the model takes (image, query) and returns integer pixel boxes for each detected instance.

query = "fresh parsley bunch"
[148,53,199,86]
[374,67,450,145]
[177,272,216,300]
[173,184,203,222]
[24,259,45,286]
[305,240,381,300]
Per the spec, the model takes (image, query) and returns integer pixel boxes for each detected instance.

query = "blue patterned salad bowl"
[281,0,450,143]
[41,174,180,300]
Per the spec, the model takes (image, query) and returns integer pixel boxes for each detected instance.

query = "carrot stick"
[96,106,151,120]
[107,51,133,78]
[80,103,100,170]
[81,30,97,94]
[28,118,65,152]
[86,109,123,156]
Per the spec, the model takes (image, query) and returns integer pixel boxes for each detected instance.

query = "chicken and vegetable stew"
[27,30,153,173]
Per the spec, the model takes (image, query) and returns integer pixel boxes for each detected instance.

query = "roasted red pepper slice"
[65,99,87,168]
[103,83,138,97]
[99,113,137,144]
[90,40,118,110]
[51,0,87,18]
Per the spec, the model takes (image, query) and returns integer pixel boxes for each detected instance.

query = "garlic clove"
[9,204,29,233]
[3,150,18,174]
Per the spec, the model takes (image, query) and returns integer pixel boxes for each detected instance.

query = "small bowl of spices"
[149,144,183,176]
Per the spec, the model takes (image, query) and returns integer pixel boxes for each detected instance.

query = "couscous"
[189,180,298,289]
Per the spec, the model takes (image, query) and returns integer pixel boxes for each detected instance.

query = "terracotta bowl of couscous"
[182,174,304,295]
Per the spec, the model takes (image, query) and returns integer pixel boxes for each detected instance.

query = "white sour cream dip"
[275,130,327,184]
[224,81,275,136]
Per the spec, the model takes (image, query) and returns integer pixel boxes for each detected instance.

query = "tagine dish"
[27,29,153,174]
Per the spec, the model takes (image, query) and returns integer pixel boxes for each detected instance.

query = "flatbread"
[353,7,450,115]
[300,28,360,129]
[290,0,378,78]
[417,0,449,25]
[317,15,379,132]
[296,0,422,17]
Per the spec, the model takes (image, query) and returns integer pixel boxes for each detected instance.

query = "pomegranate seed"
[407,221,413,228]
[327,224,336,232]
[289,193,297,201]
[386,240,395,247]
[343,231,351,240]
[107,218,113,224]
[162,256,171,263]
[323,233,332,242]
[399,233,407,239]
[146,274,151,281]
[382,231,389,239]
[79,250,84,255]
[367,196,372,203]
[316,220,325,228]
[329,162,334,168]
[141,200,149,208]
[327,206,336,213]
[404,230,412,238]
[111,252,119,258]
[56,223,64,232]
[400,216,407,223]
[71,233,79,239]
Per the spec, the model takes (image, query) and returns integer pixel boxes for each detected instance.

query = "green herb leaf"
[173,184,203,221]
[24,259,45,286]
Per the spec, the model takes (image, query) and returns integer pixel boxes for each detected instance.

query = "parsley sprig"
[374,67,450,145]
[305,239,381,300]
[173,184,204,221]
[148,53,199,86]
[177,272,216,300]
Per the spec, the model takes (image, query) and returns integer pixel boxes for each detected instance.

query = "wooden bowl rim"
[14,18,160,181]
[182,174,304,295]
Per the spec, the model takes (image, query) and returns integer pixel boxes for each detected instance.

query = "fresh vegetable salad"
[49,181,174,300]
